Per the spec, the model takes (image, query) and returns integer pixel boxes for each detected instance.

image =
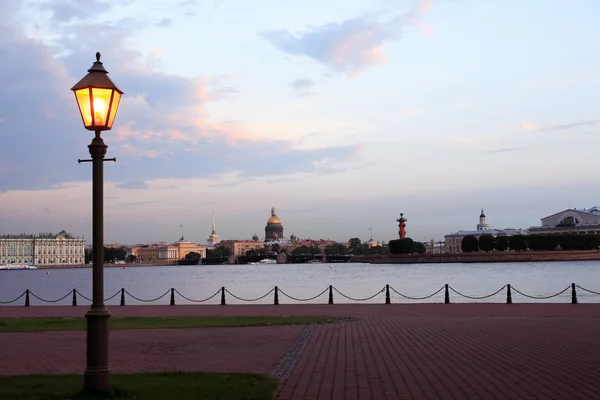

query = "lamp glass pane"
[74,89,92,127]
[107,91,121,129]
[91,88,113,127]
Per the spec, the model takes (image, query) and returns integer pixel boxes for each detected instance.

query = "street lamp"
[71,52,123,392]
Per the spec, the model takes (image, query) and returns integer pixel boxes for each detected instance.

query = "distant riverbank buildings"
[444,210,527,253]
[0,230,85,266]
[529,206,600,235]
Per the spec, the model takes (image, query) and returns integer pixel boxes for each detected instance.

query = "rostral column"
[396,213,407,239]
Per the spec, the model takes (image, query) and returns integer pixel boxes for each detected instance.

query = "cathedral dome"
[266,206,282,225]
[267,215,281,224]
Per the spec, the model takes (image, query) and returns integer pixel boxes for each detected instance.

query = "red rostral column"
[396,213,407,239]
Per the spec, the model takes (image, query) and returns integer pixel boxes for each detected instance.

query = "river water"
[1,261,599,306]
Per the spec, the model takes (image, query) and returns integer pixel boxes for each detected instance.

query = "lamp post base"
[84,306,112,392]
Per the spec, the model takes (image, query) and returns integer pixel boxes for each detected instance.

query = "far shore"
[29,250,600,270]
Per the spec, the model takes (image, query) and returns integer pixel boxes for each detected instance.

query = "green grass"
[0,316,330,333]
[0,372,277,400]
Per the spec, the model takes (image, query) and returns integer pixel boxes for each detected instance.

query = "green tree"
[558,234,576,250]
[509,235,527,251]
[478,234,496,252]
[348,238,365,255]
[206,246,231,258]
[271,243,281,254]
[585,234,600,250]
[526,234,545,251]
[126,254,136,263]
[461,235,479,252]
[389,238,415,254]
[184,251,201,260]
[103,246,127,263]
[495,236,510,251]
[414,241,426,254]
[543,235,559,250]
[325,243,348,255]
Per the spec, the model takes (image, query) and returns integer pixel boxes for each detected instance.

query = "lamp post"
[71,52,123,392]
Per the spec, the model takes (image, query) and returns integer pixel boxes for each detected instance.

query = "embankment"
[352,250,600,264]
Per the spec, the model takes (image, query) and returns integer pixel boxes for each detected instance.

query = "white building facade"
[444,210,527,253]
[529,206,600,235]
[0,230,85,266]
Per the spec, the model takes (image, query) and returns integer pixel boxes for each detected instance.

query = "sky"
[0,0,599,245]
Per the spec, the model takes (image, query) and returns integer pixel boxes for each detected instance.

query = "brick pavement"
[1,304,600,399]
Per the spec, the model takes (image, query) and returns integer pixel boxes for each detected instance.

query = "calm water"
[1,261,599,306]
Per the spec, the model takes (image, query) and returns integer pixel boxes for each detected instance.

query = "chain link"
[449,285,507,300]
[225,288,274,302]
[510,285,570,300]
[174,289,221,303]
[0,291,26,304]
[390,286,445,300]
[576,285,600,296]
[333,286,385,302]
[29,291,72,303]
[278,287,329,302]
[124,289,170,303]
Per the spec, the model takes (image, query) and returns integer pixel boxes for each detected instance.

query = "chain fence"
[0,283,598,306]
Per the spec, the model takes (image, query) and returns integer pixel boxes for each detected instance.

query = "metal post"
[444,284,450,304]
[328,285,333,304]
[84,131,112,392]
[170,288,175,306]
[25,289,30,307]
[120,288,125,306]
[274,286,279,305]
[571,283,578,304]
[506,284,512,304]
[385,284,390,304]
[220,286,226,305]
[72,289,78,306]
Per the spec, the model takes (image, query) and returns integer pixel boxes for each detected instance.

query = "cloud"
[118,200,157,207]
[35,0,114,23]
[0,1,364,192]
[115,181,149,189]
[157,18,173,28]
[289,78,316,97]
[260,0,431,74]
[483,148,520,154]
[521,122,537,131]
[536,119,600,132]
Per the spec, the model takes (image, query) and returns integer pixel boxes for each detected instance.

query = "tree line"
[460,233,600,252]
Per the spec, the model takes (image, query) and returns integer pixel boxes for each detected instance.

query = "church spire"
[271,206,276,216]
[211,212,216,234]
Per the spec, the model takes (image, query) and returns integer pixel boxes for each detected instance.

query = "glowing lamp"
[71,52,123,131]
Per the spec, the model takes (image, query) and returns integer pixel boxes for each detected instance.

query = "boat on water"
[0,263,38,270]
[307,259,322,264]
[248,259,277,265]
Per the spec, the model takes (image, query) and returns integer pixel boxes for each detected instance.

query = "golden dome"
[267,206,282,225]
[267,215,281,224]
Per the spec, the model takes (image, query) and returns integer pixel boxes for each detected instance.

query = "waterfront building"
[0,230,85,266]
[133,238,206,263]
[207,213,220,245]
[216,240,264,257]
[265,206,284,242]
[529,206,600,235]
[444,210,527,253]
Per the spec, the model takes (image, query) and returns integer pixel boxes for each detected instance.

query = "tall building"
[0,230,85,266]
[477,209,490,231]
[207,212,220,245]
[264,206,284,242]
